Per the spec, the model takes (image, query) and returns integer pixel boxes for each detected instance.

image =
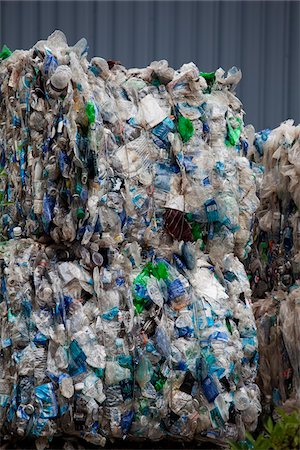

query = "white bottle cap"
[43,286,53,300]
[13,226,22,238]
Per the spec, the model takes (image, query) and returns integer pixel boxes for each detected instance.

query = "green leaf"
[245,431,256,444]
[275,407,286,419]
[270,423,284,448]
[254,434,271,450]
[229,440,245,450]
[264,416,274,434]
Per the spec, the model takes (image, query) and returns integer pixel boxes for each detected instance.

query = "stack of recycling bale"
[246,121,300,411]
[0,31,260,448]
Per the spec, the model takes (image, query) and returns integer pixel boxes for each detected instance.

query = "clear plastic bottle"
[48,65,72,98]
[234,387,250,411]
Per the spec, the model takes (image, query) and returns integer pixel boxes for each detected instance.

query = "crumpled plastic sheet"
[0,31,260,448]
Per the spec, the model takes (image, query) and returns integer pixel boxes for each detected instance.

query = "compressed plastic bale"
[246,120,300,411]
[247,120,300,295]
[0,237,260,445]
[252,290,300,410]
[279,289,300,402]
[0,31,261,447]
[0,31,259,262]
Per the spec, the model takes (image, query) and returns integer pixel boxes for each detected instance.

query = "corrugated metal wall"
[0,1,299,130]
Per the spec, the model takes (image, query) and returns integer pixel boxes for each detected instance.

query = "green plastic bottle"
[86,101,96,124]
[177,116,194,143]
[0,45,12,60]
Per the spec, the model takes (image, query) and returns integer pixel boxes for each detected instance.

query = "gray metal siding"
[0,0,299,130]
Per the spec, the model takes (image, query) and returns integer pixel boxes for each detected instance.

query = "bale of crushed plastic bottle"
[0,31,261,448]
[0,30,258,262]
[246,121,300,295]
[0,237,260,447]
[245,120,300,413]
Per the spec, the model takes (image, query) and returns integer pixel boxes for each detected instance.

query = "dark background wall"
[0,0,299,131]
